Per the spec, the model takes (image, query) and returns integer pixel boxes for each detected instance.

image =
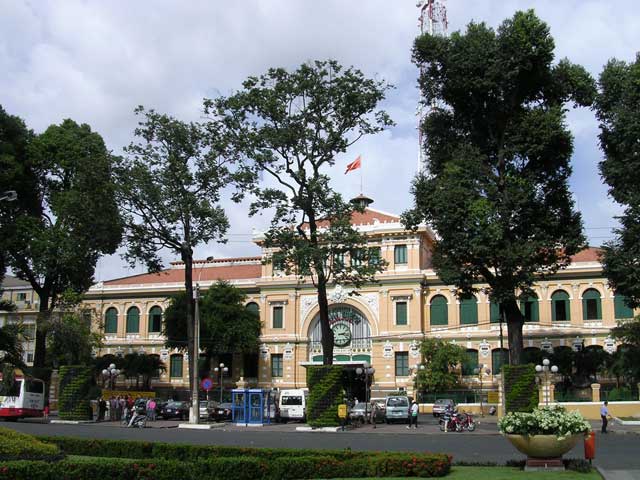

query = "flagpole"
[360,155,363,194]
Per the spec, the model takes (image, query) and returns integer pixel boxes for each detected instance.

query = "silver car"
[384,396,410,424]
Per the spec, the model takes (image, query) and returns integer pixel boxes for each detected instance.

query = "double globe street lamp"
[101,363,120,390]
[473,364,491,416]
[355,362,375,422]
[535,358,558,405]
[214,363,229,403]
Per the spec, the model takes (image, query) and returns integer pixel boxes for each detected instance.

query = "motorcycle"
[438,408,475,432]
[123,405,147,428]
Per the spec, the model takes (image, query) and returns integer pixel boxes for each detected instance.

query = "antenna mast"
[416,0,448,173]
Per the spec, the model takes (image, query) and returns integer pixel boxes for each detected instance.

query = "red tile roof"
[303,208,400,229]
[570,247,602,263]
[103,260,262,286]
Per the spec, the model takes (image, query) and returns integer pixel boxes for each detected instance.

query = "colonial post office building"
[85,198,636,399]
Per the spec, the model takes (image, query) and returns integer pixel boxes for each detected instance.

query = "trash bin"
[584,431,595,461]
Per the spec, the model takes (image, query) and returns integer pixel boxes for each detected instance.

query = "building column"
[591,383,601,403]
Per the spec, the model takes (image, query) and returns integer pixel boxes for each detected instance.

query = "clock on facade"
[332,321,352,347]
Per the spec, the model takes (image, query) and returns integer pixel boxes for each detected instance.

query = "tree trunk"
[33,293,51,369]
[182,252,195,395]
[504,298,524,365]
[317,283,334,365]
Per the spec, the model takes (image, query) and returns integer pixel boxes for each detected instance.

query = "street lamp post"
[101,363,120,390]
[214,363,229,403]
[412,364,426,401]
[355,362,375,423]
[473,364,491,416]
[535,358,558,405]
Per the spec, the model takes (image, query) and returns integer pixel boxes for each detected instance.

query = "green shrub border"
[503,364,538,413]
[306,365,344,427]
[0,453,452,479]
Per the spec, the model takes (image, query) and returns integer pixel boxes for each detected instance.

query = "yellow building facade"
[84,205,636,398]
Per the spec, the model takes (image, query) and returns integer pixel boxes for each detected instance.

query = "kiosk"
[231,388,276,426]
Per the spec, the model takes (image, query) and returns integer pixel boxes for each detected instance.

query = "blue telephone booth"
[231,388,276,425]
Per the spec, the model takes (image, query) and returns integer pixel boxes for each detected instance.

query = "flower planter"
[505,433,583,459]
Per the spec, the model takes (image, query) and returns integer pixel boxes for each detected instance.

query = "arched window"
[246,302,260,317]
[170,354,183,378]
[614,294,634,319]
[462,349,478,375]
[492,348,509,374]
[104,308,118,334]
[582,289,602,320]
[430,295,448,326]
[519,294,539,322]
[126,307,140,333]
[459,295,478,325]
[551,290,570,322]
[148,306,162,333]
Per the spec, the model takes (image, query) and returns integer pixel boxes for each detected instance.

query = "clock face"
[332,322,352,347]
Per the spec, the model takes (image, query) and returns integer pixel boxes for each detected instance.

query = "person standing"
[408,400,419,429]
[601,401,611,434]
[148,398,157,421]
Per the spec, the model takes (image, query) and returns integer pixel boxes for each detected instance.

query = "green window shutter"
[582,289,602,320]
[126,307,140,333]
[273,306,283,328]
[170,355,183,378]
[394,245,407,264]
[491,349,509,374]
[396,301,408,326]
[462,349,478,375]
[395,352,409,376]
[148,306,162,332]
[246,302,259,315]
[551,291,570,321]
[430,295,448,325]
[459,296,478,325]
[104,308,118,334]
[519,296,539,322]
[271,354,283,377]
[614,295,634,319]
[350,249,363,267]
[490,302,501,323]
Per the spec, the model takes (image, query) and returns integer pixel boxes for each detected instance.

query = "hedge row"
[0,427,61,462]
[0,453,452,479]
[36,436,450,466]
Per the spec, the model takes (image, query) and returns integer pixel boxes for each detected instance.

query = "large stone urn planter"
[505,433,583,459]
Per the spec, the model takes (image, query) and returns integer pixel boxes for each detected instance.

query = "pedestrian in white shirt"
[601,401,611,434]
[407,400,419,429]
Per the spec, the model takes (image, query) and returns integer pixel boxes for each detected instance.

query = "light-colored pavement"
[599,470,640,480]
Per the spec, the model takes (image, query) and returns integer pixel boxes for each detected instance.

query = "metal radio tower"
[416,0,448,173]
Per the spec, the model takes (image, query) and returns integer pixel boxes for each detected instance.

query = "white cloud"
[1,0,638,280]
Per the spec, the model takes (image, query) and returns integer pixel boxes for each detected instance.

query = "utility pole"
[416,0,449,173]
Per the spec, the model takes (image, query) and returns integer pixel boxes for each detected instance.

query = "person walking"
[601,401,611,434]
[407,400,419,429]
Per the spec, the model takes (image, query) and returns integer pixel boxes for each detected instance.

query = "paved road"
[4,419,639,470]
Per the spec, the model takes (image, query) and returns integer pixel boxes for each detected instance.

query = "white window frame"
[392,295,412,326]
[270,301,287,329]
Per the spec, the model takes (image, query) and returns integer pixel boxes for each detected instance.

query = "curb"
[295,426,341,432]
[177,423,226,430]
[50,420,94,425]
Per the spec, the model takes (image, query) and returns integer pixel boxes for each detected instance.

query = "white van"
[278,389,308,422]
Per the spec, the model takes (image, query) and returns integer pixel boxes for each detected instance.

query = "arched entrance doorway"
[307,304,373,402]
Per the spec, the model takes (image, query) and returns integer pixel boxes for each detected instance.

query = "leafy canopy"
[164,281,261,357]
[596,54,640,308]
[206,60,393,364]
[405,10,594,363]
[415,338,466,393]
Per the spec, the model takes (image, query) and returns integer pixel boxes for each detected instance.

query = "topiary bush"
[306,365,343,427]
[0,427,61,462]
[503,364,538,413]
[58,365,94,420]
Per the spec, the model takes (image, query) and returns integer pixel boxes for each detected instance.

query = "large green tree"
[1,113,122,368]
[415,338,466,393]
[206,60,393,364]
[164,281,261,368]
[114,107,243,416]
[404,11,595,364]
[596,54,640,307]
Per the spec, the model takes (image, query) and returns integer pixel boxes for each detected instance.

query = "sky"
[1,0,638,282]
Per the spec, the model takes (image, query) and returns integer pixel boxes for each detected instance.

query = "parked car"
[159,400,189,420]
[348,402,385,425]
[212,402,233,422]
[199,400,217,419]
[384,396,410,424]
[432,399,455,417]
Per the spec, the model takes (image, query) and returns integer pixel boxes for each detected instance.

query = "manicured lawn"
[336,466,601,479]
